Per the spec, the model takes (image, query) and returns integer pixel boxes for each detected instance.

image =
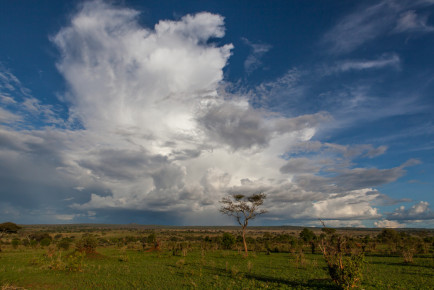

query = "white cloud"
[55,214,76,221]
[322,1,434,54]
[312,219,366,228]
[0,67,65,128]
[394,10,434,33]
[242,38,271,74]
[374,219,404,228]
[0,107,22,124]
[0,70,21,92]
[322,1,399,54]
[303,189,381,220]
[388,201,434,221]
[334,54,400,72]
[0,94,17,105]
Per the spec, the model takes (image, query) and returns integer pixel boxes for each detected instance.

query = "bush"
[325,253,365,289]
[11,238,20,249]
[29,233,52,243]
[44,250,85,272]
[40,238,52,247]
[299,228,316,243]
[0,222,21,233]
[221,233,236,250]
[76,235,97,254]
[57,238,72,251]
[147,233,157,244]
[319,225,366,289]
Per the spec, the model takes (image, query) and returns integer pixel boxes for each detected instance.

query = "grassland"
[0,225,433,289]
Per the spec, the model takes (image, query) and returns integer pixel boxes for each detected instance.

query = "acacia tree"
[0,222,21,252]
[219,193,267,256]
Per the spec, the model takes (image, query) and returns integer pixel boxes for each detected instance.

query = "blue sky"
[0,0,433,227]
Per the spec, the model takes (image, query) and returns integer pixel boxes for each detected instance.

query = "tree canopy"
[219,193,267,255]
[0,222,21,234]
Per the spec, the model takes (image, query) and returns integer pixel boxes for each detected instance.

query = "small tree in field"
[0,222,21,252]
[219,193,267,256]
[0,222,21,234]
[319,220,365,289]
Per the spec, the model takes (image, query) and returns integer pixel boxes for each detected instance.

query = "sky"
[0,0,433,228]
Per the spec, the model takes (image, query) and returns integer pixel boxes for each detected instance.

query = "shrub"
[65,251,86,271]
[44,250,85,272]
[221,233,236,250]
[319,222,366,289]
[402,247,415,264]
[0,222,21,233]
[326,253,365,289]
[299,228,316,243]
[57,238,72,251]
[75,235,97,254]
[40,237,52,247]
[11,238,20,249]
[29,239,38,248]
[147,233,157,244]
[29,233,52,245]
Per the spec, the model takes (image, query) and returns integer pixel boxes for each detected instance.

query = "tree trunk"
[242,226,248,256]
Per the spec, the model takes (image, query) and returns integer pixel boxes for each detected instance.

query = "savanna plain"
[0,223,433,289]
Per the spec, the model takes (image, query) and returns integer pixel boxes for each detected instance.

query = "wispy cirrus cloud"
[322,1,399,54]
[394,10,434,33]
[322,0,434,54]
[333,53,400,72]
[242,38,272,75]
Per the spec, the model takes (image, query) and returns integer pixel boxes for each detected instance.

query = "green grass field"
[1,246,433,289]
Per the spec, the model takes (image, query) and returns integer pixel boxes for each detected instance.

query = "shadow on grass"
[244,273,338,289]
[369,260,434,269]
[199,265,338,289]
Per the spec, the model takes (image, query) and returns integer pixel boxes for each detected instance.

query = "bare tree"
[219,193,267,256]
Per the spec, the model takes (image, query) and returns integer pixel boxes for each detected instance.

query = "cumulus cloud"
[52,2,232,135]
[387,201,434,221]
[301,189,381,220]
[49,1,319,219]
[374,219,405,228]
[0,0,423,225]
[312,219,366,228]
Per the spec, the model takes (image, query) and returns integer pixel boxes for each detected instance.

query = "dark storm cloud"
[292,160,417,194]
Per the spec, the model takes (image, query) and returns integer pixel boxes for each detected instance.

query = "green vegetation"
[0,222,21,234]
[219,193,267,256]
[0,224,432,289]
